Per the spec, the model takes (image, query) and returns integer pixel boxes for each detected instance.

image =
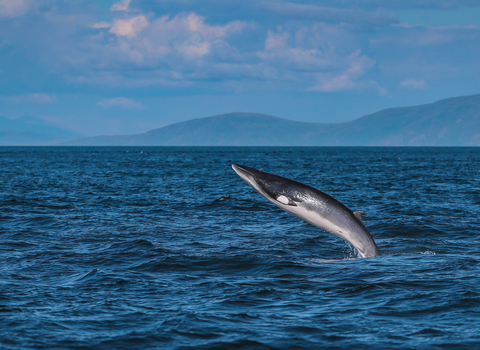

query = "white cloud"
[255,25,382,93]
[258,29,332,72]
[431,25,480,30]
[310,50,377,92]
[111,0,131,12]
[0,4,410,95]
[12,93,57,104]
[263,2,397,26]
[96,97,144,109]
[92,22,111,29]
[80,11,249,78]
[0,0,30,18]
[110,15,149,38]
[400,78,427,88]
[140,13,247,58]
[264,30,289,51]
[24,7,388,94]
[82,17,384,92]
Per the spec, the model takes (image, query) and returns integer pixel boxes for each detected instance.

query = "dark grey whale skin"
[232,164,379,258]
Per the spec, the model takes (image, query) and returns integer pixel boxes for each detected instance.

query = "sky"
[0,0,479,136]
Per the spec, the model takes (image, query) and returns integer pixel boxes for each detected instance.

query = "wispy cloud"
[116,13,248,57]
[400,78,427,89]
[91,22,111,29]
[110,15,148,38]
[12,93,57,104]
[309,50,380,92]
[393,23,480,29]
[96,97,144,109]
[111,0,131,12]
[0,0,477,100]
[0,0,31,18]
[262,2,398,26]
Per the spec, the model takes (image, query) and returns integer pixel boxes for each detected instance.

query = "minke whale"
[232,164,379,258]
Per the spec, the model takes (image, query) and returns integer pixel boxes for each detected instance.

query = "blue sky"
[1,0,479,135]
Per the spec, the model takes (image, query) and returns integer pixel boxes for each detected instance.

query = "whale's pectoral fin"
[353,211,366,220]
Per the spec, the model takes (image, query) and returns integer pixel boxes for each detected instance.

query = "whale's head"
[231,164,302,207]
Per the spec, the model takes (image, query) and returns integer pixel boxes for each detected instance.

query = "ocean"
[1,147,480,349]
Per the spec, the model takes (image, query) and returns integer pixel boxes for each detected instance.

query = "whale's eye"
[276,195,297,206]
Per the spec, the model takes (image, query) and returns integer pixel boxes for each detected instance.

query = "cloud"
[254,24,383,92]
[264,30,289,51]
[0,1,384,92]
[258,28,333,72]
[138,13,247,58]
[96,97,144,109]
[400,78,427,88]
[110,15,149,38]
[262,2,398,26]
[111,0,131,12]
[3,0,476,99]
[92,22,111,29]
[12,93,57,104]
[64,13,384,93]
[319,1,480,10]
[393,23,480,31]
[310,50,378,92]
[0,0,30,18]
[77,12,249,80]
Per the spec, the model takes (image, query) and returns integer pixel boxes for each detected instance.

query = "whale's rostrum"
[232,164,379,258]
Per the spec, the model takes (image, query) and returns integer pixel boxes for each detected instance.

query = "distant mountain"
[65,113,338,146]
[0,116,79,146]
[50,93,480,146]
[339,93,480,146]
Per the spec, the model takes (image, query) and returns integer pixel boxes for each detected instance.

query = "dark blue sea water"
[1,147,480,349]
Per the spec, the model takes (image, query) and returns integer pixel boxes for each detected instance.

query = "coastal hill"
[0,116,78,146]
[65,94,480,146]
[3,94,480,146]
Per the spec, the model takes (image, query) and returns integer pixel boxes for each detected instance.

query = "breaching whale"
[232,164,379,258]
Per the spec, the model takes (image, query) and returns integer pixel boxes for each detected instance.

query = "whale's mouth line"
[232,164,255,178]
[232,164,258,186]
[232,164,282,204]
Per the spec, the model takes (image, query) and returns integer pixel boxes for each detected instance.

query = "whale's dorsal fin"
[353,211,366,221]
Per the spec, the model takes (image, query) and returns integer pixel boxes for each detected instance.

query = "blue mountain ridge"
[64,94,480,146]
[5,93,480,146]
[0,116,78,146]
